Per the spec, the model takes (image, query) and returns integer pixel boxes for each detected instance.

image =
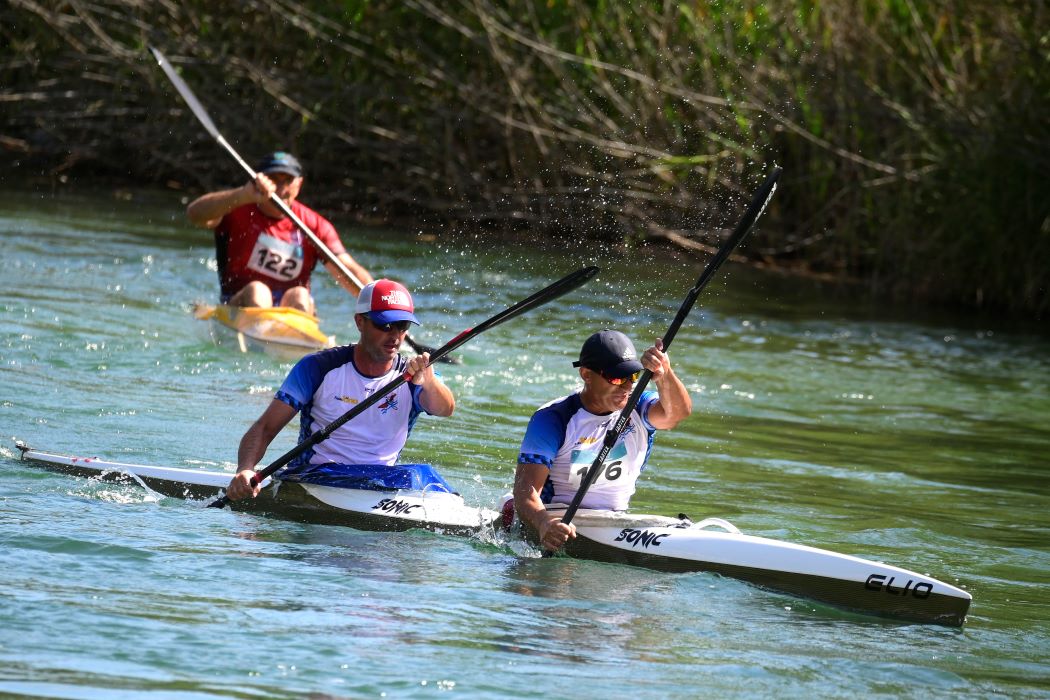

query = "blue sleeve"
[276,345,354,411]
[636,390,660,433]
[409,368,440,414]
[518,407,564,468]
[410,383,425,413]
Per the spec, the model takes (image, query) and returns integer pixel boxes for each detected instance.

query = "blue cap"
[572,330,643,378]
[256,152,303,177]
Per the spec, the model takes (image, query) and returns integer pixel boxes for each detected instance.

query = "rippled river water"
[1,190,1048,698]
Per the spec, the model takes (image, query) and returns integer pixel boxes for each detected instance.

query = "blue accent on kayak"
[278,462,456,494]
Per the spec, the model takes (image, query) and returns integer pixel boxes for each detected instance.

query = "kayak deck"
[513,502,972,627]
[193,302,336,359]
[16,444,499,536]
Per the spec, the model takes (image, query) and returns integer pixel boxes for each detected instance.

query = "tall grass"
[2,0,1046,315]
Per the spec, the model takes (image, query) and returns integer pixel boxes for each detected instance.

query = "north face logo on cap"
[381,290,410,308]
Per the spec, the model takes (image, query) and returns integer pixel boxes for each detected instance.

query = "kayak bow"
[193,302,336,359]
[17,444,498,535]
[506,499,971,627]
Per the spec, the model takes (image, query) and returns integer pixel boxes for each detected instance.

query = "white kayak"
[13,443,971,625]
[16,444,499,536]
[501,499,972,627]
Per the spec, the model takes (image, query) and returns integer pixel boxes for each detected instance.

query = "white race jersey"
[517,391,658,511]
[276,345,427,466]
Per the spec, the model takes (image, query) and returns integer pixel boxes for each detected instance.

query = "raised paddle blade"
[207,265,600,509]
[149,47,224,142]
[557,169,782,531]
[151,45,446,363]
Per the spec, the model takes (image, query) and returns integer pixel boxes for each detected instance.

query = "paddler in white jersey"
[512,330,692,551]
[225,279,455,501]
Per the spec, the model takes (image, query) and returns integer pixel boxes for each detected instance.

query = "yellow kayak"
[193,303,336,359]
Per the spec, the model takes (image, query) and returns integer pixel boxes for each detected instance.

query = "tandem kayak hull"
[193,303,336,359]
[14,444,971,625]
[16,445,499,536]
[510,502,972,627]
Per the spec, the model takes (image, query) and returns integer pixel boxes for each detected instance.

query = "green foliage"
[0,0,1045,315]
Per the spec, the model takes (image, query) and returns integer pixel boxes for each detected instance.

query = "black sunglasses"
[368,317,412,333]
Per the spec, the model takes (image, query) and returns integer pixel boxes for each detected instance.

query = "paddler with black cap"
[511,330,693,551]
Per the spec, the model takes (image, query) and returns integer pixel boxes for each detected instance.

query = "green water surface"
[1,190,1048,698]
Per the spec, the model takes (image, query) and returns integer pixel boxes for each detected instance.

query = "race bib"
[568,442,627,488]
[246,233,303,281]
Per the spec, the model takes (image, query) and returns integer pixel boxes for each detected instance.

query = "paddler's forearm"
[406,354,455,417]
[227,423,270,501]
[235,400,295,471]
[512,464,551,532]
[236,422,270,473]
[514,463,576,550]
[418,376,455,417]
[186,184,258,228]
[649,367,693,429]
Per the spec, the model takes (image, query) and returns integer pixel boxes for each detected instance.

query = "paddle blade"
[685,167,781,301]
[207,493,230,509]
[660,167,782,352]
[148,46,223,140]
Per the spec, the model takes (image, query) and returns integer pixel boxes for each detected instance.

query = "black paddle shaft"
[559,168,782,527]
[208,265,601,509]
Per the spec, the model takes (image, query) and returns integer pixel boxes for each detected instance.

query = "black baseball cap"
[256,151,303,177]
[572,330,643,378]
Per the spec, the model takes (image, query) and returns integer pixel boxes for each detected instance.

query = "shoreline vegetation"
[3,1,1046,317]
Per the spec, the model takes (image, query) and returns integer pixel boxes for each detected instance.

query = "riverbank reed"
[2,0,1046,316]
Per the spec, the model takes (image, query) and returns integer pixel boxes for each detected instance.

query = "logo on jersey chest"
[337,394,398,412]
[377,393,399,413]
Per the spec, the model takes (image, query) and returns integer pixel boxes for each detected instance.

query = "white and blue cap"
[355,279,420,326]
[572,329,643,378]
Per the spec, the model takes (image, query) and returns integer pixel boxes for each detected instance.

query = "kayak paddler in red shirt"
[186,151,374,316]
